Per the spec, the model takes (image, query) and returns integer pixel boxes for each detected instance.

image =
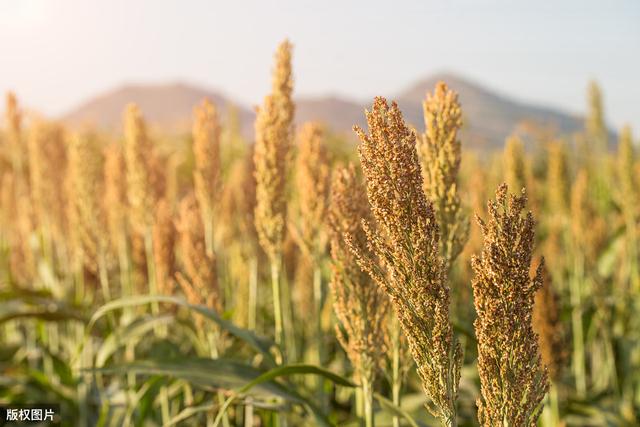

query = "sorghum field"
[1,40,639,426]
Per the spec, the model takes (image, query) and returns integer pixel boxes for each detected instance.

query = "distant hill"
[295,95,367,134]
[61,73,593,149]
[394,72,585,149]
[62,82,254,134]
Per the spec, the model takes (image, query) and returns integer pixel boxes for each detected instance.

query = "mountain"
[62,82,254,134]
[61,73,590,149]
[295,95,367,134]
[394,72,585,149]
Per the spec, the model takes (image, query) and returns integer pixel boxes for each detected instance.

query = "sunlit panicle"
[351,97,462,425]
[192,98,221,253]
[533,262,567,382]
[271,40,294,128]
[417,82,468,272]
[503,134,527,193]
[471,184,548,426]
[153,198,176,296]
[617,125,637,206]
[571,168,606,262]
[5,92,21,140]
[546,140,570,214]
[1,171,35,285]
[296,122,330,256]
[123,104,156,234]
[176,193,219,312]
[27,120,68,238]
[586,80,608,151]
[544,140,570,273]
[328,164,389,381]
[5,93,25,177]
[254,40,295,263]
[104,143,127,255]
[67,132,106,271]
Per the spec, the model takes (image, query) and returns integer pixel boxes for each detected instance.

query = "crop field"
[0,39,639,426]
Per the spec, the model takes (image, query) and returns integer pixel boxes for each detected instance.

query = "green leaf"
[238,364,355,392]
[0,298,86,323]
[374,393,423,427]
[92,358,299,402]
[163,403,217,427]
[88,295,276,365]
[135,376,167,427]
[95,315,174,367]
[597,227,625,277]
[212,363,355,427]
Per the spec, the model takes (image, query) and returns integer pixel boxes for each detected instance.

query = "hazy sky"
[0,0,638,131]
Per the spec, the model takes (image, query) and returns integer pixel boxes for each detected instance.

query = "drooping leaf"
[95,315,175,367]
[374,393,425,427]
[93,358,298,402]
[212,363,355,427]
[88,295,276,365]
[0,298,86,323]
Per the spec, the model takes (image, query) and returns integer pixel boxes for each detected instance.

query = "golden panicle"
[163,154,180,211]
[296,122,330,257]
[11,194,36,285]
[5,92,21,140]
[1,171,35,284]
[271,39,294,127]
[149,151,168,202]
[471,184,549,426]
[546,140,570,214]
[503,134,527,193]
[176,193,219,311]
[292,252,314,314]
[570,169,589,246]
[240,146,258,243]
[130,232,148,292]
[328,164,389,382]
[0,171,13,219]
[104,143,128,254]
[417,82,468,272]
[586,80,607,150]
[192,98,221,251]
[26,120,46,226]
[153,198,176,295]
[570,168,606,262]
[458,153,486,318]
[67,132,106,271]
[544,141,570,273]
[218,146,258,247]
[253,40,295,263]
[27,120,68,236]
[282,231,300,286]
[617,125,637,207]
[216,163,240,246]
[0,172,15,232]
[351,97,462,425]
[5,93,25,176]
[123,104,156,234]
[533,261,567,382]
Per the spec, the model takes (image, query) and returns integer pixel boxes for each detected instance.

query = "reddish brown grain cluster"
[254,40,294,263]
[352,97,462,426]
[418,82,468,271]
[176,194,219,310]
[471,184,548,426]
[328,164,388,382]
[533,263,567,382]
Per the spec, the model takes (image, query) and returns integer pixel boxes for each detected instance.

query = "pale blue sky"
[0,0,638,131]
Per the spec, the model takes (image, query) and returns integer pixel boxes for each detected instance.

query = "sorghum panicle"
[471,184,549,426]
[352,97,462,426]
[418,82,468,272]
